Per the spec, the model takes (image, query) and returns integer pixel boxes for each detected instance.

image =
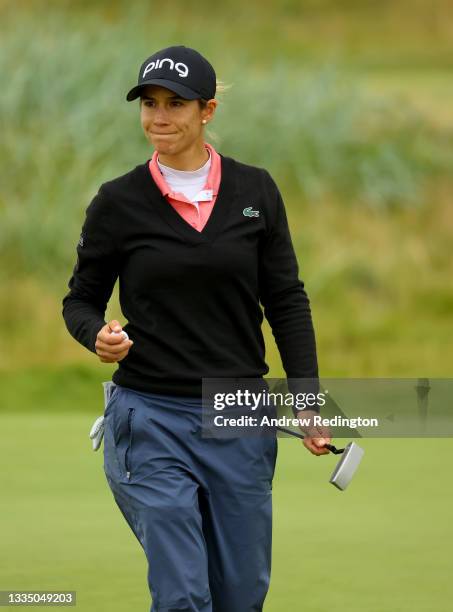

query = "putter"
[276,426,364,491]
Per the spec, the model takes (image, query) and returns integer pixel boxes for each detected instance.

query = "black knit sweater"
[62,154,319,396]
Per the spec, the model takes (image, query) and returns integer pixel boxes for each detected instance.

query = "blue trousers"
[103,384,278,612]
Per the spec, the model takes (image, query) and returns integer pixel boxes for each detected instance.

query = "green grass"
[1,412,452,611]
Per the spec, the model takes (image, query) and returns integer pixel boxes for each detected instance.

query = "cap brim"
[126,79,200,101]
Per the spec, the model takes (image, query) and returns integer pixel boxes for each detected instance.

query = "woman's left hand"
[296,410,332,456]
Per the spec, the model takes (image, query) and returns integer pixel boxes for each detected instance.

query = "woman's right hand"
[95,319,134,363]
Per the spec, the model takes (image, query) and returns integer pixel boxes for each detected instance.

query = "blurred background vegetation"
[1,0,452,381]
[1,1,452,609]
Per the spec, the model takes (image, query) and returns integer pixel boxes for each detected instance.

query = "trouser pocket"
[103,393,136,483]
[125,407,135,480]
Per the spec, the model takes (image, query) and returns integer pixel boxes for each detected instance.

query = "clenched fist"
[95,319,134,363]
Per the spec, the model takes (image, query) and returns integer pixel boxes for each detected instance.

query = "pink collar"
[149,142,221,202]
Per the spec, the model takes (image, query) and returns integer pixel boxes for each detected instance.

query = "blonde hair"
[199,80,230,107]
[215,80,231,98]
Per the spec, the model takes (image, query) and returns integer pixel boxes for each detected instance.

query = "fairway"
[1,413,452,611]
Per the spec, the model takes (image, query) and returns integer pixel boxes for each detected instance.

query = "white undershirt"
[157,151,212,211]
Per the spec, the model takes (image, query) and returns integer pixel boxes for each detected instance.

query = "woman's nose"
[153,107,170,124]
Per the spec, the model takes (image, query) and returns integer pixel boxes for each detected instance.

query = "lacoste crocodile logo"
[243,206,260,218]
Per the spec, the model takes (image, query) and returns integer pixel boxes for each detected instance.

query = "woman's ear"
[202,99,218,124]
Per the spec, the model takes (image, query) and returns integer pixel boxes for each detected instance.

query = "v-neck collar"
[141,154,237,245]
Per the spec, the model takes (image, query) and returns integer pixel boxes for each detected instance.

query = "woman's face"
[140,85,215,157]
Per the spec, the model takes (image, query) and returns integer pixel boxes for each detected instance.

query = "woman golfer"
[62,45,331,612]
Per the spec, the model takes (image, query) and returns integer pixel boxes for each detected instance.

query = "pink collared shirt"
[148,142,221,232]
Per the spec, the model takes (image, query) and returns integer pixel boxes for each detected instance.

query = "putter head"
[329,442,364,491]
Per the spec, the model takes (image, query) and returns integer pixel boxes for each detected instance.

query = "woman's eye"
[143,100,183,108]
